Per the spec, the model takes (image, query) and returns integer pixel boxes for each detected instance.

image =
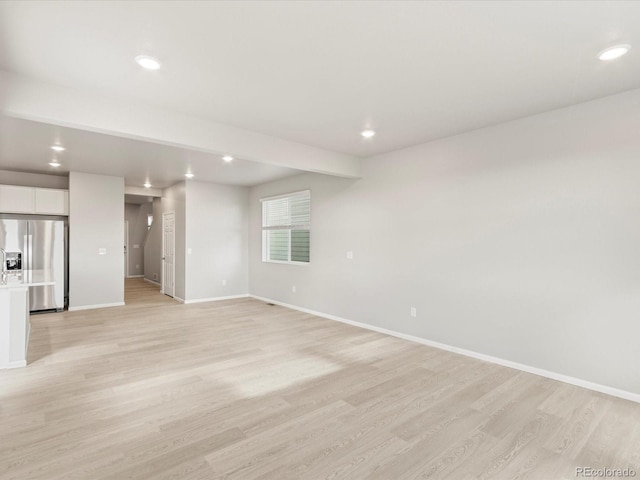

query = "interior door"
[162,212,175,298]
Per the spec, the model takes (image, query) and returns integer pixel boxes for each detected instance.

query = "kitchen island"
[0,270,55,369]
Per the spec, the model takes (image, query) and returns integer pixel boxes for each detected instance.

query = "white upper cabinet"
[0,185,68,215]
[0,185,35,214]
[35,188,68,215]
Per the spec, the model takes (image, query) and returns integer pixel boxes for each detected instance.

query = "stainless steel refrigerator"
[0,215,67,312]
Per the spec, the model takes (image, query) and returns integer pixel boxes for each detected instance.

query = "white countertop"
[0,270,56,289]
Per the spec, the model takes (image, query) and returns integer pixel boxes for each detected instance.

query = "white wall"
[0,169,68,189]
[144,197,162,283]
[185,181,249,301]
[161,182,186,300]
[249,88,640,396]
[69,172,124,309]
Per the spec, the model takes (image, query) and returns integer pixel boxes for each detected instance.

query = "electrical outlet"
[292,285,296,293]
[153,273,158,280]
[136,264,139,269]
[346,251,353,260]
[410,307,417,318]
[222,279,227,286]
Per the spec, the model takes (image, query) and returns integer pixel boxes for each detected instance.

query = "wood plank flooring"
[1,278,639,479]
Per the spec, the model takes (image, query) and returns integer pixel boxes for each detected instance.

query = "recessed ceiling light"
[598,44,631,61]
[135,55,161,70]
[185,172,194,179]
[143,182,152,188]
[223,155,234,163]
[361,129,376,139]
[49,160,61,167]
[50,145,65,152]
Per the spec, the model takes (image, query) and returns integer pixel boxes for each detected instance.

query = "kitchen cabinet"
[35,188,68,215]
[0,185,68,215]
[0,185,35,214]
[0,270,56,369]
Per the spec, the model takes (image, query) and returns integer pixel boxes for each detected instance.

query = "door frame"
[161,211,175,298]
[124,220,129,278]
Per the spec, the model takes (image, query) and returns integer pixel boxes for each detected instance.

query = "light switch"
[187,248,193,255]
[98,248,107,255]
[133,244,139,249]
[346,251,353,260]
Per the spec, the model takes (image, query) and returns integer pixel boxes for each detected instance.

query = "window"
[147,214,153,230]
[261,190,310,264]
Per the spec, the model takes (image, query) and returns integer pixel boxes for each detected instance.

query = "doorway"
[162,211,175,298]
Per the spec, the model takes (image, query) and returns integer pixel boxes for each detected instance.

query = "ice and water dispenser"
[5,252,22,271]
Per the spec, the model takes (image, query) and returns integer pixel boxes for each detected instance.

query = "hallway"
[124,277,177,308]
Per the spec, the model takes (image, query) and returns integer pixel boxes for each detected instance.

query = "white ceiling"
[0,116,300,188]
[0,1,639,176]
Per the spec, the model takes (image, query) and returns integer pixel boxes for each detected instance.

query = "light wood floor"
[1,278,639,480]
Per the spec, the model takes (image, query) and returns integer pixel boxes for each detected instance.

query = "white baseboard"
[143,278,161,286]
[6,360,27,369]
[142,293,250,306]
[68,302,125,312]
[249,295,640,404]
[184,294,249,304]
[126,275,144,278]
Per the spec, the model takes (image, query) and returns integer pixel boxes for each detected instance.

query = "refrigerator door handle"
[27,234,33,271]
[23,234,28,270]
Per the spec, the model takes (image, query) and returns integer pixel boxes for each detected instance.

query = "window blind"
[261,190,310,263]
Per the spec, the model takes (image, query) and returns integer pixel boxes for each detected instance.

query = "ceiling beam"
[0,71,362,179]
[125,185,162,197]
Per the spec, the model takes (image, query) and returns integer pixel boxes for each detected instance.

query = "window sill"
[262,260,310,266]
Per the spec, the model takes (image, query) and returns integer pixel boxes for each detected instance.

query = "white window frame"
[261,190,310,266]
